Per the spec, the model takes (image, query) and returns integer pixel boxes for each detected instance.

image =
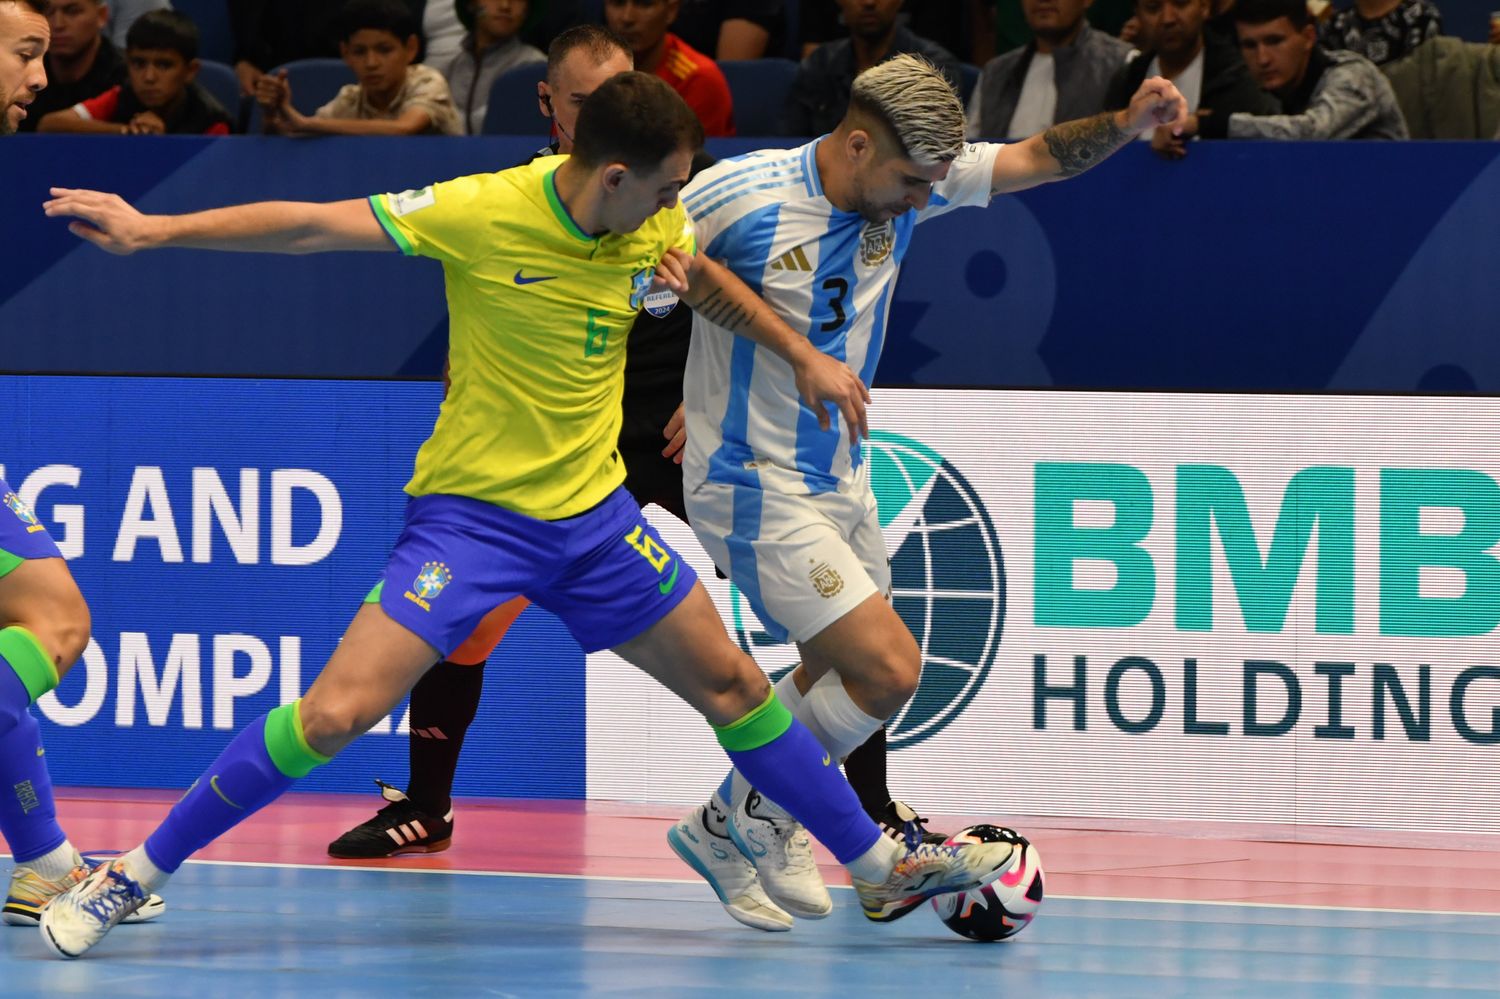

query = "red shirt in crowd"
[652,33,735,138]
[78,84,232,135]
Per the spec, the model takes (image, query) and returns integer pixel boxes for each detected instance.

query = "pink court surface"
[4,789,1500,995]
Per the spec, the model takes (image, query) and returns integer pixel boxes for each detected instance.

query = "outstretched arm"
[41,188,396,255]
[990,77,1189,194]
[655,248,871,443]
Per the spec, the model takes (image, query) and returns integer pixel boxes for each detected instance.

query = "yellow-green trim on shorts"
[0,548,23,579]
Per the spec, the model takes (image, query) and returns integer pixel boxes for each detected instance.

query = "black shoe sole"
[328,836,453,860]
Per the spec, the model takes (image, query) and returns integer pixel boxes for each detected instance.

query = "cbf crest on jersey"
[861,220,895,267]
[629,266,654,310]
[4,492,45,533]
[406,561,453,611]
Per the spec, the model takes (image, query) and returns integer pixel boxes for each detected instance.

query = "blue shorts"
[373,486,698,656]
[0,478,62,578]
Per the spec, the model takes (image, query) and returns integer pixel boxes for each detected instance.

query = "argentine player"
[0,0,167,929]
[667,55,1188,928]
[38,72,1018,958]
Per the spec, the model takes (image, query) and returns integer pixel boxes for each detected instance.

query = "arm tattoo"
[1042,111,1131,178]
[693,287,756,333]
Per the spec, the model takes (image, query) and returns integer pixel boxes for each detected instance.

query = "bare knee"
[849,639,921,718]
[297,692,382,757]
[23,588,92,678]
[697,652,771,727]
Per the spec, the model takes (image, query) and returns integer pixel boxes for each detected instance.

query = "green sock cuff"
[0,626,59,704]
[263,701,332,778]
[713,689,794,752]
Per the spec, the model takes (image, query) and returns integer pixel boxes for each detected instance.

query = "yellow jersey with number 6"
[370,156,696,520]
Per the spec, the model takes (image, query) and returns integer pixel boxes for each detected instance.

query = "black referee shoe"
[327,779,455,859]
[875,799,950,849]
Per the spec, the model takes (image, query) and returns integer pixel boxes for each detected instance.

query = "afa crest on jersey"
[860,221,894,267]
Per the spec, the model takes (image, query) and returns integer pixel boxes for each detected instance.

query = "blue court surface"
[3,859,1498,997]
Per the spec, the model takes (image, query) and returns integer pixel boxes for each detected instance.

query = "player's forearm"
[684,256,816,368]
[1032,110,1134,181]
[298,113,432,137]
[152,202,368,253]
[37,111,121,134]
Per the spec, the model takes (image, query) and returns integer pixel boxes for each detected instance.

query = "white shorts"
[686,464,889,644]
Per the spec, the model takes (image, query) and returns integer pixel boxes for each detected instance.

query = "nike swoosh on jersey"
[513,270,559,285]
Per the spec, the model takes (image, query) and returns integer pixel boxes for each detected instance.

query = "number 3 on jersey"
[820,277,849,333]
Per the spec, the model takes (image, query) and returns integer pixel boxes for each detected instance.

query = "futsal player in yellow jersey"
[39,73,1018,959]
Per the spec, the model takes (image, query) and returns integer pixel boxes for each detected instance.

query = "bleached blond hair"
[846,54,966,166]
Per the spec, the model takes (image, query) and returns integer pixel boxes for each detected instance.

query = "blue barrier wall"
[4,136,1499,391]
[2,375,586,796]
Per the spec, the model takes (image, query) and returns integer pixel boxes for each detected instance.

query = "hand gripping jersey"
[679,138,1001,497]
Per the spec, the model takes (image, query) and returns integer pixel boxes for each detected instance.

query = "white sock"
[774,666,808,714]
[23,840,80,880]
[120,845,169,892]
[797,670,885,763]
[846,832,903,884]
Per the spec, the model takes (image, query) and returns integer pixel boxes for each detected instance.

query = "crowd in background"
[15,0,1500,144]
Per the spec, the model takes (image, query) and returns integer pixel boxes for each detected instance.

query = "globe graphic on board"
[731,430,1006,748]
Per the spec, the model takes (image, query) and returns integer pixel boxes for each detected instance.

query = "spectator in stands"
[39,9,232,132]
[967,0,1132,139]
[107,1,171,51]
[1321,0,1441,66]
[17,0,122,131]
[229,0,343,98]
[799,1,996,65]
[257,0,461,134]
[784,0,961,136]
[447,0,546,134]
[421,0,468,69]
[673,0,784,60]
[1105,0,1277,156]
[534,23,632,152]
[1184,0,1406,137]
[993,0,1135,59]
[603,0,733,135]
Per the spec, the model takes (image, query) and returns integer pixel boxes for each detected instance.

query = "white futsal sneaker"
[39,859,149,958]
[4,854,163,926]
[728,791,833,919]
[668,805,793,932]
[853,837,1019,923]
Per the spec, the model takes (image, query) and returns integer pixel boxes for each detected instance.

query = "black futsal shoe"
[875,799,950,848]
[327,779,455,859]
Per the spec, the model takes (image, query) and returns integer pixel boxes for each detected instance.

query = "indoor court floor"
[3,790,1499,996]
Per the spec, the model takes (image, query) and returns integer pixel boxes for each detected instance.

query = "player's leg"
[543,488,1016,926]
[39,493,531,957]
[328,596,530,859]
[0,477,167,926]
[0,546,91,925]
[611,581,1015,923]
[685,480,919,918]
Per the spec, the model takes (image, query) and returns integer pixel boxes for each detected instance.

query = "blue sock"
[717,695,880,865]
[0,665,66,863]
[145,703,328,873]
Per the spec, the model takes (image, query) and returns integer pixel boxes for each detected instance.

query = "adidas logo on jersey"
[769,246,813,272]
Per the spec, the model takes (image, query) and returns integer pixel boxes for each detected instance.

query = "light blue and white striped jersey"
[681,138,1002,496]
